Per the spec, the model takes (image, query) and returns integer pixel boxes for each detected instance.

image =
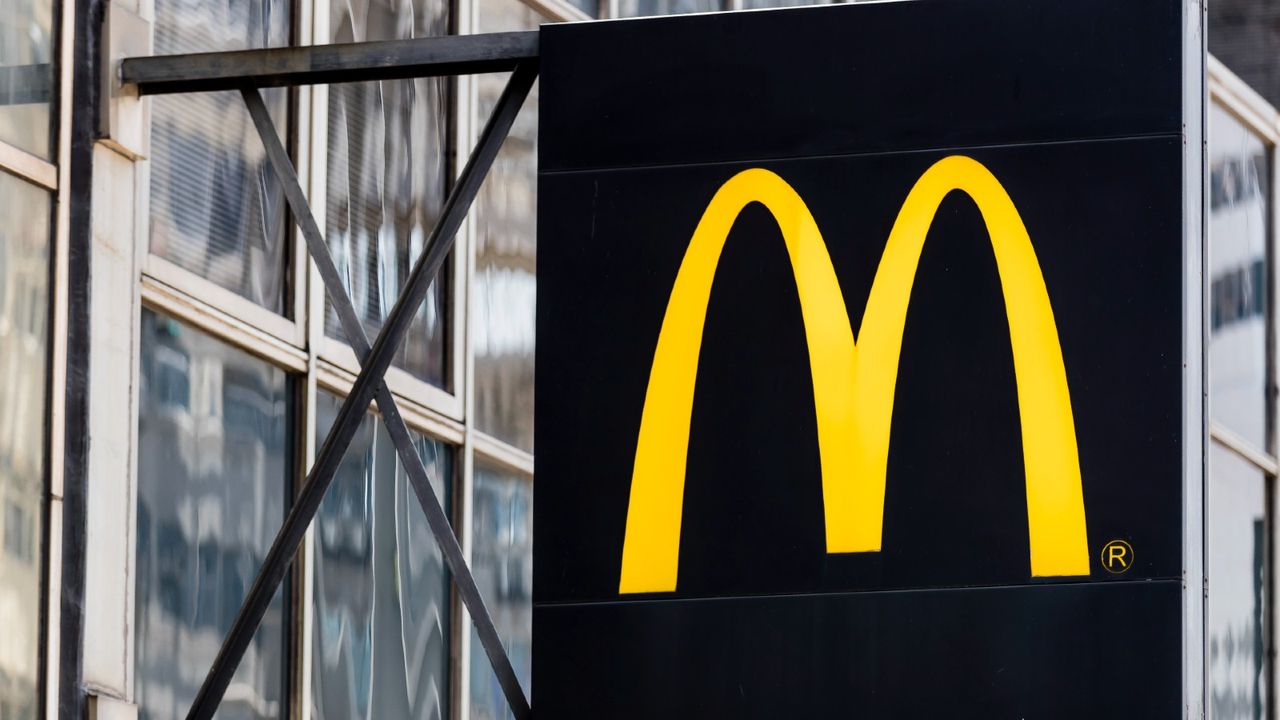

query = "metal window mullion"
[185,65,537,720]
[455,14,480,709]
[294,0,329,715]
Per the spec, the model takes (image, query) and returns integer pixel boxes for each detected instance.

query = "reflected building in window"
[473,0,540,454]
[0,174,50,720]
[311,393,452,720]
[1208,103,1271,720]
[1208,104,1269,449]
[0,0,55,158]
[325,0,452,389]
[134,310,292,720]
[468,464,532,720]
[147,0,292,313]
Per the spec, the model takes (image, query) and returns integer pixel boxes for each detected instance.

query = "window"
[467,2,541,714]
[740,0,833,7]
[474,0,540,453]
[4,500,34,564]
[1210,104,1270,449]
[311,392,454,720]
[147,0,292,313]
[615,0,723,16]
[1208,94,1276,720]
[0,0,59,713]
[612,0,835,18]
[134,309,293,720]
[0,0,55,158]
[1209,443,1270,720]
[0,171,51,720]
[468,463,532,720]
[324,0,453,390]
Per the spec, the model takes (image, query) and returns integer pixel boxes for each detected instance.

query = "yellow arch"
[618,168,857,594]
[617,156,1090,594]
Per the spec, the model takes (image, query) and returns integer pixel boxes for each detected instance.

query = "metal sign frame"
[1183,0,1208,714]
[532,1,1209,716]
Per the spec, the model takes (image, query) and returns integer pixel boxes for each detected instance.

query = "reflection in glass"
[0,175,49,720]
[1211,2,1280,111]
[148,0,291,313]
[1208,442,1269,720]
[312,393,452,720]
[741,0,832,8]
[135,309,292,720]
[1209,105,1269,450]
[468,464,532,720]
[474,0,538,452]
[0,0,53,158]
[615,0,722,16]
[325,0,451,389]
[564,0,598,16]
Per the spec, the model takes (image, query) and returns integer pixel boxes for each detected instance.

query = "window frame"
[1,0,80,713]
[1209,54,1280,719]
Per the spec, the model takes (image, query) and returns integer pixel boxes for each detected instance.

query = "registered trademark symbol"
[1101,539,1134,574]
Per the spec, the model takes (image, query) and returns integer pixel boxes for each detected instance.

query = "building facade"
[0,0,1275,717]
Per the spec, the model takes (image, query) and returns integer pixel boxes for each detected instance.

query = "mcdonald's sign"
[534,0,1195,716]
[619,156,1090,594]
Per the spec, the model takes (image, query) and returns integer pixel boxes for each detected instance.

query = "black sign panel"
[535,1,1186,715]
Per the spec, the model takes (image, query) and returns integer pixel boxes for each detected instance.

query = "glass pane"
[325,0,452,390]
[478,0,545,31]
[311,392,452,720]
[565,0,598,16]
[0,174,49,720]
[148,0,291,314]
[468,463,532,720]
[741,0,832,8]
[0,0,53,158]
[135,309,292,720]
[474,0,538,453]
[1211,2,1280,110]
[1208,442,1269,720]
[1209,104,1269,450]
[616,0,722,16]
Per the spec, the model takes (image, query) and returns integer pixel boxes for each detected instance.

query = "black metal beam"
[59,0,99,712]
[242,79,534,719]
[183,60,537,720]
[121,31,538,95]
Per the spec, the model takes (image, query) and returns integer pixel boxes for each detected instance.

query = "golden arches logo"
[618,155,1090,595]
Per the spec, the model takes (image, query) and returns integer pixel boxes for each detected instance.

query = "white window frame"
[1208,53,1280,718]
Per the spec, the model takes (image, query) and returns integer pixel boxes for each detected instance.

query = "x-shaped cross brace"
[183,62,538,720]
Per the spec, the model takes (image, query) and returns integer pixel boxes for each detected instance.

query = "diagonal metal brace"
[241,65,535,717]
[183,62,538,720]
